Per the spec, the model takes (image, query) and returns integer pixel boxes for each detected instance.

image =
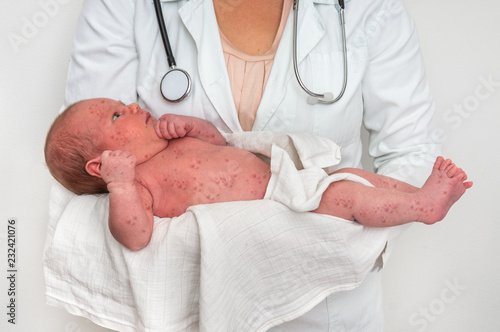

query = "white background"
[0,0,498,331]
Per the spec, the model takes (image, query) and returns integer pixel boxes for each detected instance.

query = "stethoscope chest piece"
[160,67,192,102]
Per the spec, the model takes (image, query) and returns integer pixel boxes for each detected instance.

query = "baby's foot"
[415,157,473,224]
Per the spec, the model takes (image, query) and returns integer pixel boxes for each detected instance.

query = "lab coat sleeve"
[361,0,441,187]
[65,0,138,106]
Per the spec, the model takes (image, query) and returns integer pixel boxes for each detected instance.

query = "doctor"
[64,0,440,330]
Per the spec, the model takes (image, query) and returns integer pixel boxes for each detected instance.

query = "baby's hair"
[45,101,107,195]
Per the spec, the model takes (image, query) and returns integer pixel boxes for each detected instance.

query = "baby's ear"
[85,157,102,178]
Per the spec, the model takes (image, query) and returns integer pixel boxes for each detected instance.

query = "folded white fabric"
[44,131,389,331]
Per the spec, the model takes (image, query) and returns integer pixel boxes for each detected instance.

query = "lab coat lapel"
[294,0,327,64]
[178,0,243,132]
[253,0,327,131]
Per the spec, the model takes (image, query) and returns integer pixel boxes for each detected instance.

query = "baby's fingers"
[156,118,176,139]
[166,121,180,138]
[101,150,113,159]
[171,121,189,138]
[111,150,131,157]
[101,150,136,165]
[156,114,193,140]
[154,120,165,139]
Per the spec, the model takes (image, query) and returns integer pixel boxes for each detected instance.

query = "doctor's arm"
[65,0,138,105]
[361,1,441,188]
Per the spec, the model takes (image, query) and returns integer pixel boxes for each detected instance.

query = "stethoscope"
[293,0,348,105]
[153,0,348,105]
[153,0,191,102]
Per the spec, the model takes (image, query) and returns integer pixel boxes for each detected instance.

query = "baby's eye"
[112,113,121,121]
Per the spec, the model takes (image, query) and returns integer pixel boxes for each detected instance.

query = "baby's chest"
[141,147,270,218]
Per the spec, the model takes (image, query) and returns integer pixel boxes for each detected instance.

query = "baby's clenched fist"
[100,150,137,186]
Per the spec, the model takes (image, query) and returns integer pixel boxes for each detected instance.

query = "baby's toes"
[440,158,452,171]
[433,156,445,170]
[456,172,467,183]
[446,164,458,177]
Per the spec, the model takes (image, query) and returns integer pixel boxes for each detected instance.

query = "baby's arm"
[100,150,154,251]
[155,114,226,146]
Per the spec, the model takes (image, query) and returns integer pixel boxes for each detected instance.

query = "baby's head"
[45,98,167,195]
[45,101,106,194]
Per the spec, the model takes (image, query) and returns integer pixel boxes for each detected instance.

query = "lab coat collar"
[157,0,351,5]
[179,0,243,132]
[294,0,325,64]
[158,0,351,7]
[158,0,348,1]
[312,0,350,4]
[158,0,351,2]
[307,0,352,13]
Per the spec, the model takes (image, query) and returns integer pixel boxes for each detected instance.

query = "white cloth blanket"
[43,132,389,332]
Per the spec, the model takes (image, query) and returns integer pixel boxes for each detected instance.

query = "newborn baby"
[45,98,472,250]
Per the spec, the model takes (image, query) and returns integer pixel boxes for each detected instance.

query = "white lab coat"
[64,0,441,330]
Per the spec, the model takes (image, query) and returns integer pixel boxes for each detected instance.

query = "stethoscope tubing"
[153,0,176,68]
[292,0,348,104]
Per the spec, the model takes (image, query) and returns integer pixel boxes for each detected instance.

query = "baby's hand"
[100,150,137,186]
[154,114,194,140]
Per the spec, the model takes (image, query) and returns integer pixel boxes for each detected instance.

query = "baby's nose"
[127,103,141,114]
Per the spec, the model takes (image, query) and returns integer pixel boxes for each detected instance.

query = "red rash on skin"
[190,159,201,170]
[173,148,184,159]
[79,99,472,251]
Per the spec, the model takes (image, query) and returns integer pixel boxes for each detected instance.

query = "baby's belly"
[144,138,271,218]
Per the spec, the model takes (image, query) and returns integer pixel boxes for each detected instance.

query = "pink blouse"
[219,0,292,131]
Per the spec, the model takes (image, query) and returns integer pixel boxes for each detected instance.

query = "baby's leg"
[313,157,472,227]
[333,167,419,193]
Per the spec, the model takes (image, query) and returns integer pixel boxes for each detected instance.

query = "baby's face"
[73,98,168,163]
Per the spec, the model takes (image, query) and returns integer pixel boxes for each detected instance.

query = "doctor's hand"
[100,150,137,189]
[154,113,195,140]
